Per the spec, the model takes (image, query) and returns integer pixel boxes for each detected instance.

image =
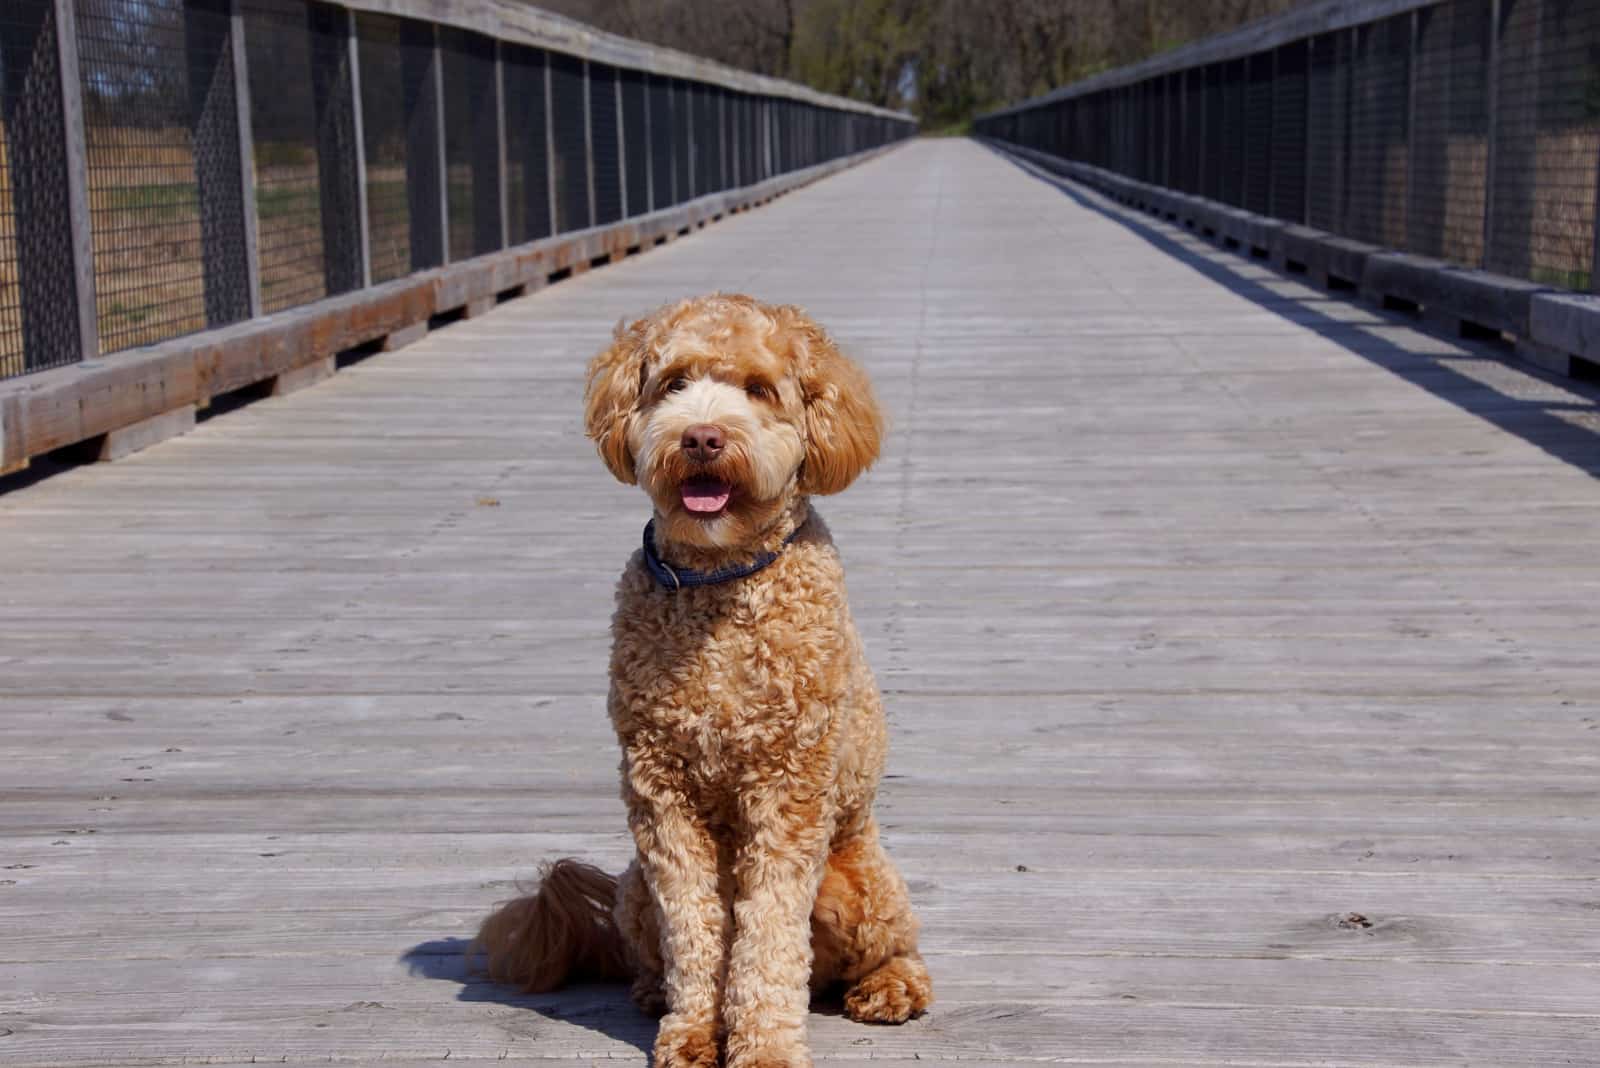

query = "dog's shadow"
[401,938,655,1055]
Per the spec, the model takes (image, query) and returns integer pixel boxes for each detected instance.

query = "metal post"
[432,37,448,262]
[613,68,627,217]
[1406,8,1421,255]
[582,61,595,227]
[642,72,654,211]
[346,9,371,288]
[1482,0,1502,269]
[544,56,558,237]
[495,42,509,250]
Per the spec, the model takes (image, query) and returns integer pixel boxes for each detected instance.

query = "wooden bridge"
[3,137,1598,1065]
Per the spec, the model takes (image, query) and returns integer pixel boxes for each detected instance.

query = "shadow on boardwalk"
[403,938,654,1053]
[985,142,1600,481]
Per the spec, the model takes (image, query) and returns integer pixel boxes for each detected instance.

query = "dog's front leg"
[722,776,833,1068]
[624,765,729,1068]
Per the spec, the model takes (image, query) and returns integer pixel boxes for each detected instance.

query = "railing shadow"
[980,141,1600,481]
[401,938,653,1055]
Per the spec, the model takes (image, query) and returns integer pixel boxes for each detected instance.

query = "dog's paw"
[843,956,932,1024]
[652,1015,719,1068]
[725,1044,813,1068]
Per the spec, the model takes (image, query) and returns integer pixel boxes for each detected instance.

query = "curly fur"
[477,294,930,1068]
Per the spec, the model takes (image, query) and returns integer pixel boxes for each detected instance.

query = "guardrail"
[976,0,1600,379]
[0,0,912,387]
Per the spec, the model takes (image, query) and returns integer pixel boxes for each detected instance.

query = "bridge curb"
[986,139,1600,386]
[0,142,904,477]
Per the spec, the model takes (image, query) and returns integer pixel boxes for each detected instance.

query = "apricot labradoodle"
[475,293,931,1066]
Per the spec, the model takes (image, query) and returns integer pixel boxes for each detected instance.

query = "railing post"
[1482,0,1502,269]
[1406,8,1420,256]
[185,0,258,325]
[346,9,371,288]
[583,61,596,227]
[642,72,654,211]
[544,55,558,235]
[495,43,509,250]
[1592,137,1600,292]
[308,1,364,296]
[614,67,627,215]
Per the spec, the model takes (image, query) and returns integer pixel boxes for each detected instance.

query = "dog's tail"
[473,859,632,992]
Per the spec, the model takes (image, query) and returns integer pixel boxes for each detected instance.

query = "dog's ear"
[777,305,884,496]
[584,318,649,484]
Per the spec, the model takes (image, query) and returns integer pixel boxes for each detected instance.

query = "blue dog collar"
[642,518,800,592]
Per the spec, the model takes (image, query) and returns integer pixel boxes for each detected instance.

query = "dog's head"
[584,294,883,550]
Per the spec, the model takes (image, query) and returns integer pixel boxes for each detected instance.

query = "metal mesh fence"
[357,14,414,281]
[649,73,673,209]
[0,1,911,381]
[1270,40,1309,222]
[77,0,246,352]
[1,0,85,375]
[442,27,500,261]
[1347,14,1411,248]
[979,0,1600,298]
[503,43,549,243]
[621,67,647,217]
[1489,0,1600,289]
[549,51,588,233]
[1411,0,1491,266]
[242,0,325,313]
[589,61,621,226]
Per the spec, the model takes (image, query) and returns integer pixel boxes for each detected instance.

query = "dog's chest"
[610,560,845,778]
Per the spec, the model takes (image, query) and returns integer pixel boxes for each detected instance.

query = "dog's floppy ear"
[777,305,884,496]
[584,318,649,484]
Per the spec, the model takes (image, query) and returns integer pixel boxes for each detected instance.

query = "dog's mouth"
[680,477,733,516]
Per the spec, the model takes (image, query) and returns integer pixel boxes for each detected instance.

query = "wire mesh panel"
[356,14,432,281]
[1244,52,1273,215]
[441,27,499,261]
[502,43,549,244]
[242,0,322,312]
[589,61,621,226]
[1201,66,1223,199]
[620,67,647,217]
[1,0,86,376]
[1411,0,1491,266]
[1489,0,1600,289]
[1270,40,1309,222]
[1307,30,1352,234]
[648,73,673,208]
[549,51,588,233]
[77,0,249,352]
[1346,14,1411,249]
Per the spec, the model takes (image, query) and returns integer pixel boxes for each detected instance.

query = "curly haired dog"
[475,293,931,1067]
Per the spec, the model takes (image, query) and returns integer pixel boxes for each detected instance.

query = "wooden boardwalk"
[3,138,1599,1066]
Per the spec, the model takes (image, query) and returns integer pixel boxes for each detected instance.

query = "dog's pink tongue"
[681,479,731,513]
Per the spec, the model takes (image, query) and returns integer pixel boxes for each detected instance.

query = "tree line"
[532,0,1310,130]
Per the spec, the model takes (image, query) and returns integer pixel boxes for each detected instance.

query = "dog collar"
[642,518,800,592]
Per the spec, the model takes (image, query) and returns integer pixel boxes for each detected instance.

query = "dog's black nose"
[681,424,725,463]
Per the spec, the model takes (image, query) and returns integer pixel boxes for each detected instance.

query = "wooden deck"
[3,138,1599,1066]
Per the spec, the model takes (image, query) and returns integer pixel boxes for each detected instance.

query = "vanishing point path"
[3,139,1599,1065]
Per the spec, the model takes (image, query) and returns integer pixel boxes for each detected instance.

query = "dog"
[475,293,931,1068]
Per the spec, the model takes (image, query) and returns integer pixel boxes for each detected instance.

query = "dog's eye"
[664,376,688,394]
[745,382,772,402]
